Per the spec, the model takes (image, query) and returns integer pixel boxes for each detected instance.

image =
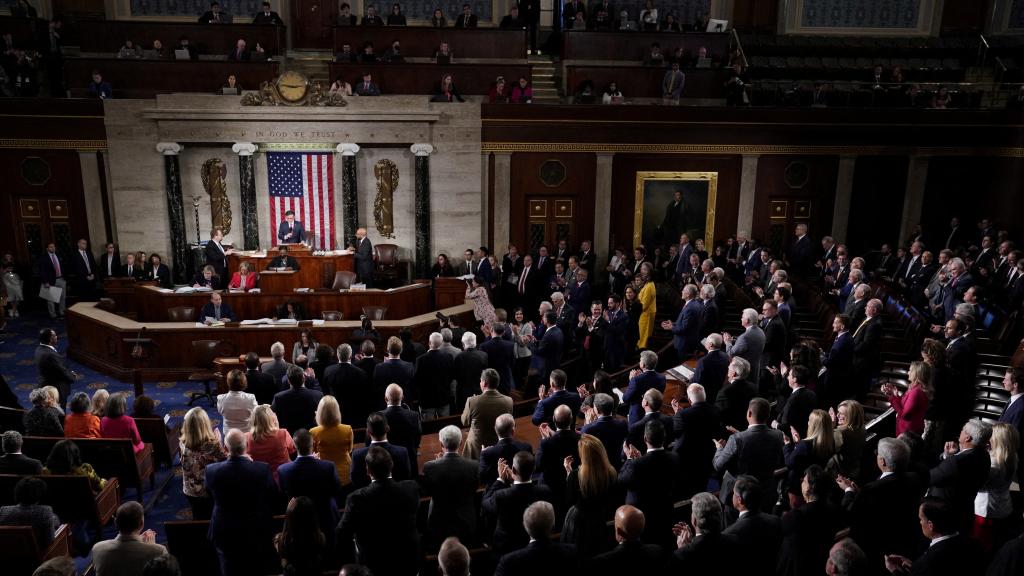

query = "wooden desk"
[562,30,731,62]
[101,278,156,317]
[73,21,287,57]
[333,27,526,60]
[64,58,279,99]
[66,301,475,381]
[229,247,354,290]
[134,283,431,321]
[564,65,729,99]
[432,277,469,309]
[328,62,531,95]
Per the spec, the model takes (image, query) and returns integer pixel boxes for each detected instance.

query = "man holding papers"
[200,292,236,323]
[38,243,67,319]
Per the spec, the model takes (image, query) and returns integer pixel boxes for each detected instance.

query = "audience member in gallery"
[87,69,112,99]
[217,368,258,435]
[228,261,258,290]
[386,3,407,25]
[246,404,297,483]
[0,476,60,549]
[362,5,384,26]
[454,4,477,28]
[227,39,250,61]
[24,386,63,437]
[489,76,509,103]
[179,407,226,520]
[432,73,465,103]
[253,1,283,25]
[117,39,142,59]
[64,391,102,439]
[309,395,354,485]
[434,42,454,64]
[330,78,353,96]
[44,439,107,493]
[100,392,145,453]
[0,431,44,475]
[511,76,532,103]
[431,8,446,27]
[198,1,231,24]
[337,2,357,25]
[355,72,381,96]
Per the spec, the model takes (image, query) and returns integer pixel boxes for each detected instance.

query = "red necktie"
[51,253,61,277]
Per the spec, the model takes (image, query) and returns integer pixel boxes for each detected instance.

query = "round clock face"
[276,71,308,102]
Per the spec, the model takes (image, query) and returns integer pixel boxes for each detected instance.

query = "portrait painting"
[634,171,718,251]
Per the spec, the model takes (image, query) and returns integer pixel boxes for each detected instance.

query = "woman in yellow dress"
[309,395,354,485]
[636,262,657,349]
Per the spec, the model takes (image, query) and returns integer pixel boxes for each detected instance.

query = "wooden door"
[766,196,813,257]
[291,0,338,49]
[10,196,77,265]
[526,197,576,254]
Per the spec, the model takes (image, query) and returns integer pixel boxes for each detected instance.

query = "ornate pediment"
[241,71,347,107]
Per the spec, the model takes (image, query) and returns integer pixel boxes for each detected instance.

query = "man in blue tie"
[277,210,305,244]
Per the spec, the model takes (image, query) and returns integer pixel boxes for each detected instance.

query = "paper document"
[38,285,62,303]
[667,364,695,382]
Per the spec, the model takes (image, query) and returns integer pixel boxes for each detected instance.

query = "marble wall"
[178,147,245,248]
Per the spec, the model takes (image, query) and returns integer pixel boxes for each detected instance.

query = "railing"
[731,28,749,69]
[978,33,990,67]
[746,79,1024,109]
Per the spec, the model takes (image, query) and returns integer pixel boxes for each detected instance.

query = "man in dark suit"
[944,317,977,434]
[495,501,577,574]
[786,223,814,277]
[35,328,76,407]
[619,419,680,549]
[576,300,608,376]
[479,414,532,486]
[97,243,120,281]
[476,246,494,285]
[205,429,277,576]
[672,384,721,497]
[821,314,855,407]
[200,292,236,323]
[691,334,729,403]
[453,332,489,412]
[590,505,664,574]
[454,3,478,27]
[338,447,420,576]
[38,243,67,319]
[0,431,44,475]
[480,323,516,394]
[759,299,787,375]
[603,294,628,370]
[422,425,481,547]
[698,284,720,338]
[528,312,564,385]
[379,383,422,474]
[513,254,543,315]
[776,365,818,439]
[577,240,596,277]
[122,253,142,280]
[928,419,991,530]
[204,228,231,287]
[713,398,784,509]
[243,352,279,406]
[266,245,299,271]
[350,413,411,488]
[662,284,704,362]
[581,393,628,469]
[851,299,884,398]
[532,369,581,426]
[666,492,739,574]
[375,336,416,391]
[416,333,456,419]
[322,343,369,423]
[261,342,292,386]
[278,430,341,548]
[271,366,323,434]
[621,351,665,426]
[626,388,675,453]
[277,210,305,243]
[535,405,580,518]
[252,1,283,24]
[722,476,781,574]
[883,498,984,576]
[354,227,374,287]
[482,451,553,556]
[714,357,758,431]
[999,368,1024,464]
[198,1,231,23]
[566,269,592,317]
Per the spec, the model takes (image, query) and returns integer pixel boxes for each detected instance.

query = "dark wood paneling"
[847,156,908,253]
[0,16,47,49]
[64,58,279,99]
[731,1,780,33]
[329,62,530,95]
[228,251,354,290]
[565,66,729,98]
[610,154,741,255]
[562,31,731,62]
[73,21,286,56]
[751,155,838,253]
[509,153,596,255]
[940,0,988,34]
[333,27,526,60]
[0,98,106,142]
[292,0,337,49]
[921,156,1024,247]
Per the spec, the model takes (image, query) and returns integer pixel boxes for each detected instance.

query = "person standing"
[204,228,233,289]
[354,227,374,287]
[35,328,76,407]
[38,243,67,319]
[461,368,513,459]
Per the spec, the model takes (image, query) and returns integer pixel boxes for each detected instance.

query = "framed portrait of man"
[633,171,718,251]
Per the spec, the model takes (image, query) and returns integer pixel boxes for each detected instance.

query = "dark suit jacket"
[668,532,740,574]
[261,358,291,386]
[692,349,729,402]
[670,298,704,358]
[422,453,480,543]
[415,349,455,409]
[844,472,923,561]
[122,262,143,280]
[626,411,675,454]
[271,386,323,433]
[723,511,782,576]
[988,533,1024,576]
[778,387,817,439]
[204,241,228,279]
[374,358,415,392]
[267,255,300,270]
[200,302,236,322]
[70,249,97,286]
[205,456,277,550]
[604,308,628,366]
[531,389,582,426]
[787,235,814,276]
[672,401,720,496]
[245,368,279,406]
[35,345,74,393]
[713,424,785,500]
[618,449,680,546]
[762,315,787,368]
[227,48,250,60]
[455,13,478,28]
[581,416,628,469]
[350,441,410,488]
[354,237,374,283]
[0,453,43,475]
[699,298,720,337]
[376,405,421,473]
[276,220,305,243]
[911,533,984,576]
[323,362,369,424]
[38,252,65,285]
[530,325,564,381]
[277,455,341,539]
[97,252,120,280]
[496,540,577,576]
[253,10,283,24]
[929,447,990,519]
[822,331,854,401]
[478,437,532,486]
[777,500,843,576]
[453,347,489,401]
[482,480,553,555]
[479,336,515,393]
[852,316,883,380]
[589,540,664,576]
[621,370,666,426]
[536,429,580,506]
[714,378,756,431]
[147,264,171,288]
[338,478,420,576]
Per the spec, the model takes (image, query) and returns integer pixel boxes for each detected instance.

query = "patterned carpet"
[1,309,219,562]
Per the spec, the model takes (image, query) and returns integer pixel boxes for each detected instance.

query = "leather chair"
[373,243,400,287]
[187,340,235,406]
[167,306,195,322]
[332,270,358,289]
[321,310,344,321]
[362,305,387,320]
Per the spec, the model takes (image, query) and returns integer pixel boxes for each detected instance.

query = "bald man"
[534,405,581,520]
[589,505,665,573]
[354,227,374,287]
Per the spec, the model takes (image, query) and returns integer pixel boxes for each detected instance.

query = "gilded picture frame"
[633,171,718,251]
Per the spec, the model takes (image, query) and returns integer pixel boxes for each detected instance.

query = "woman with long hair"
[636,263,657,349]
[309,396,354,485]
[623,284,643,359]
[882,361,932,436]
[292,329,318,363]
[431,253,455,278]
[784,409,836,490]
[179,407,226,520]
[246,405,296,483]
[974,422,1018,551]
[510,306,534,387]
[829,400,865,481]
[100,392,145,453]
[43,439,106,493]
[920,338,952,448]
[561,434,622,559]
[275,496,326,576]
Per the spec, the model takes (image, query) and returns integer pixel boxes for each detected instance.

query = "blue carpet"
[1,310,221,563]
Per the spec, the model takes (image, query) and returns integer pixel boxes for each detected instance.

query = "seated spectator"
[387,3,406,25]
[0,431,43,474]
[132,395,156,418]
[336,42,357,62]
[362,5,384,25]
[274,495,326,576]
[496,501,576,573]
[511,76,532,103]
[431,8,447,27]
[176,36,198,60]
[246,404,297,482]
[500,6,523,29]
[660,13,681,31]
[592,8,612,28]
[44,439,107,493]
[117,39,142,59]
[640,0,658,30]
[330,79,353,96]
[602,81,623,104]
[192,264,217,287]
[253,1,283,25]
[87,69,112,99]
[227,39,250,61]
[65,391,102,438]
[432,73,465,103]
[434,42,454,64]
[383,39,404,62]
[217,368,258,434]
[337,2,357,25]
[309,395,354,485]
[146,39,167,59]
[92,501,167,576]
[179,407,226,520]
[25,387,63,437]
[100,392,145,453]
[359,41,378,63]
[931,85,952,109]
[571,11,587,29]
[575,79,595,103]
[198,1,231,23]
[0,476,59,549]
[91,389,109,417]
[227,261,257,290]
[455,4,478,28]
[724,63,748,106]
[662,61,684,104]
[644,43,665,66]
[272,365,323,434]
[355,72,381,96]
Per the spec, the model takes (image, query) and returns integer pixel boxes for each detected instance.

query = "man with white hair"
[698,282,720,337]
[724,308,765,381]
[691,332,728,402]
[260,341,291,385]
[852,298,883,398]
[826,538,867,576]
[668,492,739,573]
[381,383,422,474]
[845,281,870,327]
[423,425,481,547]
[714,356,757,431]
[453,331,489,412]
[549,291,576,349]
[415,332,456,419]
[671,384,720,498]
[928,419,992,532]
[941,257,974,322]
[622,350,666,425]
[478,413,532,486]
[438,536,471,576]
[495,501,577,573]
[323,343,368,425]
[461,368,513,459]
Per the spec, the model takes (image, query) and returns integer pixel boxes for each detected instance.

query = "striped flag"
[267,152,336,250]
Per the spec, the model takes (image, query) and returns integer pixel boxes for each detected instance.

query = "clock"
[275,70,309,103]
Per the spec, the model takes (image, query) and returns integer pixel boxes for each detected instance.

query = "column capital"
[232,142,258,156]
[156,142,182,156]
[410,143,434,157]
[336,143,361,156]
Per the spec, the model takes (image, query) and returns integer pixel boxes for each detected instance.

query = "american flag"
[267,152,336,250]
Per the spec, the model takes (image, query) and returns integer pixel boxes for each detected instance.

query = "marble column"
[232,142,260,250]
[337,143,361,249]
[737,154,760,238]
[831,155,857,244]
[900,156,931,246]
[493,153,512,253]
[480,152,491,245]
[595,153,614,255]
[156,142,188,285]
[411,144,434,279]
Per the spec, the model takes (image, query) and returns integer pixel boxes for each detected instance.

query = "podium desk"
[432,277,470,309]
[228,246,354,290]
[253,270,299,293]
[102,278,156,317]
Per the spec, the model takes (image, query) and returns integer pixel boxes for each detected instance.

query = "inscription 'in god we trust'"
[253,130,338,139]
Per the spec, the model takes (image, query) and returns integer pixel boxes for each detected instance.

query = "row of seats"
[746,55,966,82]
[741,33,981,59]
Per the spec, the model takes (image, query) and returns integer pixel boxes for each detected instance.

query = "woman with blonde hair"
[179,407,226,519]
[784,409,836,489]
[246,404,296,483]
[636,262,657,349]
[309,395,354,485]
[974,422,1018,551]
[90,389,109,417]
[228,261,258,290]
[829,399,865,480]
[561,434,623,559]
[882,361,932,436]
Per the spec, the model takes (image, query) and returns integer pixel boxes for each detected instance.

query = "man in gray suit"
[712,397,784,512]
[354,227,374,287]
[92,501,168,576]
[460,368,513,459]
[724,308,765,381]
[260,341,292,388]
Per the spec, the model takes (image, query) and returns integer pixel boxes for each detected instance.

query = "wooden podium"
[228,246,354,290]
